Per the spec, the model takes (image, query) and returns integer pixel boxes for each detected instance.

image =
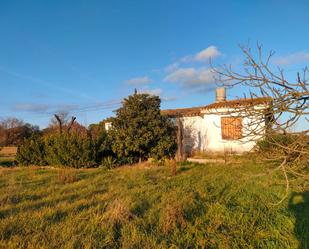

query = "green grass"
[0,159,308,249]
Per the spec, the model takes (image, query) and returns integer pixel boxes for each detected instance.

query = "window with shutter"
[221,117,243,140]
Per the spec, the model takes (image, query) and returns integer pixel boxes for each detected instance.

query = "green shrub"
[109,92,177,164]
[256,133,297,152]
[150,131,177,162]
[92,127,115,164]
[16,123,117,168]
[44,133,96,168]
[256,133,309,169]
[101,156,117,169]
[16,134,46,166]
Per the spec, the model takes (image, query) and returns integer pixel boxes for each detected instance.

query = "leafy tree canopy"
[109,92,176,163]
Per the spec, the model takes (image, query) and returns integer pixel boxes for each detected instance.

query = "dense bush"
[101,156,117,169]
[44,133,96,168]
[256,133,297,152]
[89,122,115,164]
[256,133,309,169]
[109,92,177,163]
[16,134,46,166]
[17,133,98,168]
[16,129,116,168]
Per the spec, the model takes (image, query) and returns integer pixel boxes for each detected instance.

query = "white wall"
[178,116,205,154]
[176,105,267,154]
[105,122,112,131]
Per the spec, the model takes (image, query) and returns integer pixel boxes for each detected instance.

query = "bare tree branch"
[212,44,309,204]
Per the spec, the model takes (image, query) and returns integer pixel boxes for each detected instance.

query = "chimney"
[216,87,226,102]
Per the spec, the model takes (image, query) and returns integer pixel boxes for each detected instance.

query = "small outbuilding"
[161,88,272,155]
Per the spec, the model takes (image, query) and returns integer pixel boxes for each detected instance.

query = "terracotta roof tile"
[161,97,271,117]
[161,107,202,117]
[202,97,272,110]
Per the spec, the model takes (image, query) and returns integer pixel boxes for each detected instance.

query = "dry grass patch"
[57,169,78,184]
[166,159,177,176]
[106,198,133,224]
[0,147,17,157]
[161,201,187,235]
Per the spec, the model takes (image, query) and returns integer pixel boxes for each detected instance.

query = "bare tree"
[54,114,64,134]
[49,112,76,134]
[50,111,69,133]
[0,117,24,129]
[67,116,76,132]
[212,44,309,204]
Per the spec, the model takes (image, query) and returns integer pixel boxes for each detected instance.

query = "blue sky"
[0,0,309,128]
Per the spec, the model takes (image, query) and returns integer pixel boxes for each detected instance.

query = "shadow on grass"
[0,193,80,219]
[177,162,201,173]
[0,158,15,167]
[288,191,309,249]
[44,210,68,224]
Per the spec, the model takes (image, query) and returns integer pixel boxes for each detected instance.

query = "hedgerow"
[16,93,177,168]
[16,134,46,166]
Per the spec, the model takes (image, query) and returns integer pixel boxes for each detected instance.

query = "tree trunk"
[175,118,185,162]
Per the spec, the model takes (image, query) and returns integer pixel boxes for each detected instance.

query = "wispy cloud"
[125,76,152,85]
[164,63,179,73]
[138,87,162,96]
[164,67,216,88]
[137,87,176,102]
[181,46,221,63]
[13,103,51,113]
[273,51,309,66]
[12,103,80,114]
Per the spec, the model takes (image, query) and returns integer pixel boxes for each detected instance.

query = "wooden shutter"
[221,117,242,140]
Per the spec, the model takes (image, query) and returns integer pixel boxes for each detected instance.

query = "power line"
[33,100,121,116]
[0,99,122,119]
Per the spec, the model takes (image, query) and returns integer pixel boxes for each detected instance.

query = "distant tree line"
[15,92,177,168]
[0,118,40,147]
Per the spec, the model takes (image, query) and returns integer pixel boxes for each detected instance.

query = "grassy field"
[0,158,308,248]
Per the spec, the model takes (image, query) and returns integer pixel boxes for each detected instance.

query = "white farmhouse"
[161,88,272,154]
